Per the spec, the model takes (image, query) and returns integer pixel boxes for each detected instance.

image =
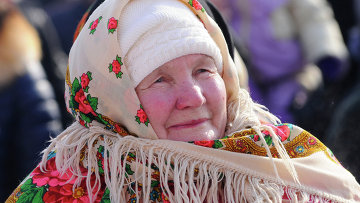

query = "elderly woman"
[7,0,360,202]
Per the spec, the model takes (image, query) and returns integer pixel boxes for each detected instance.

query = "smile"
[168,118,208,129]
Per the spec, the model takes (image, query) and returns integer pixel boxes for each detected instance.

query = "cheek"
[137,92,174,129]
[202,77,227,125]
[203,77,227,107]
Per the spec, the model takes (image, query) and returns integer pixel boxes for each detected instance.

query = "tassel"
[40,122,340,203]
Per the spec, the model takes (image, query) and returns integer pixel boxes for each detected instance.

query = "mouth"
[168,118,209,129]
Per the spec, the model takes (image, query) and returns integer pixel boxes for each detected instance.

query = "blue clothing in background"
[0,63,62,201]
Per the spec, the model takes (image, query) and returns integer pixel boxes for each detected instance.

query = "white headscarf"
[38,0,360,202]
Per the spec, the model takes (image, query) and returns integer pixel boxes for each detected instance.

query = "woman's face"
[136,54,227,141]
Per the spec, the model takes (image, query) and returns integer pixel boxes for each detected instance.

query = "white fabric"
[118,0,222,86]
[289,0,348,62]
[42,122,360,202]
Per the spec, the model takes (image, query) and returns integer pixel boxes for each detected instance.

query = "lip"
[168,118,208,129]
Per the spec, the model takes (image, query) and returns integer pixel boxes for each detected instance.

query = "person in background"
[6,0,360,202]
[0,1,62,201]
[210,0,348,126]
[212,0,360,184]
[16,0,74,128]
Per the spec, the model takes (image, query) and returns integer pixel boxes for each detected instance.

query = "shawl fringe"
[40,122,343,203]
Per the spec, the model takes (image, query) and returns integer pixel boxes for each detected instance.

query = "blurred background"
[210,0,360,183]
[0,0,359,201]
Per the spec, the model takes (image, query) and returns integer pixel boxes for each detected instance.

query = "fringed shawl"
[7,122,360,202]
[6,0,360,202]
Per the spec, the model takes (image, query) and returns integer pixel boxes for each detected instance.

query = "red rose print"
[108,17,117,30]
[31,158,76,187]
[42,179,104,203]
[274,125,290,142]
[194,140,215,148]
[43,185,85,203]
[137,108,148,123]
[91,19,99,30]
[89,16,102,34]
[263,130,270,136]
[112,60,121,74]
[108,55,123,78]
[135,105,149,126]
[262,125,290,142]
[81,73,90,89]
[75,89,97,116]
[192,0,202,10]
[108,17,118,33]
[34,158,105,202]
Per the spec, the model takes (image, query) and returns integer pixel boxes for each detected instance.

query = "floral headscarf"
[60,0,359,201]
[65,0,241,140]
[7,0,359,202]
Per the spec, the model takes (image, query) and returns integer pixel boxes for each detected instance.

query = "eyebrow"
[192,55,214,68]
[157,55,215,74]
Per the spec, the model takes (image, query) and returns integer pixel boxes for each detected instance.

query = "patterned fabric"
[64,0,242,140]
[6,124,340,203]
[193,124,338,162]
[6,0,360,202]
[66,69,129,136]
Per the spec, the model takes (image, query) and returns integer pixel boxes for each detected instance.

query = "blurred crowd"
[1,0,359,201]
[210,0,360,182]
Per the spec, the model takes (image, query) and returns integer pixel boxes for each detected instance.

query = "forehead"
[136,54,218,88]
[157,54,216,71]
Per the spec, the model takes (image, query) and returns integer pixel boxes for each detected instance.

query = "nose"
[175,82,206,110]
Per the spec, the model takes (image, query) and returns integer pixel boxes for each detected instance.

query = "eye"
[154,77,164,83]
[196,67,217,76]
[197,69,208,73]
[149,75,172,88]
[196,68,210,74]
